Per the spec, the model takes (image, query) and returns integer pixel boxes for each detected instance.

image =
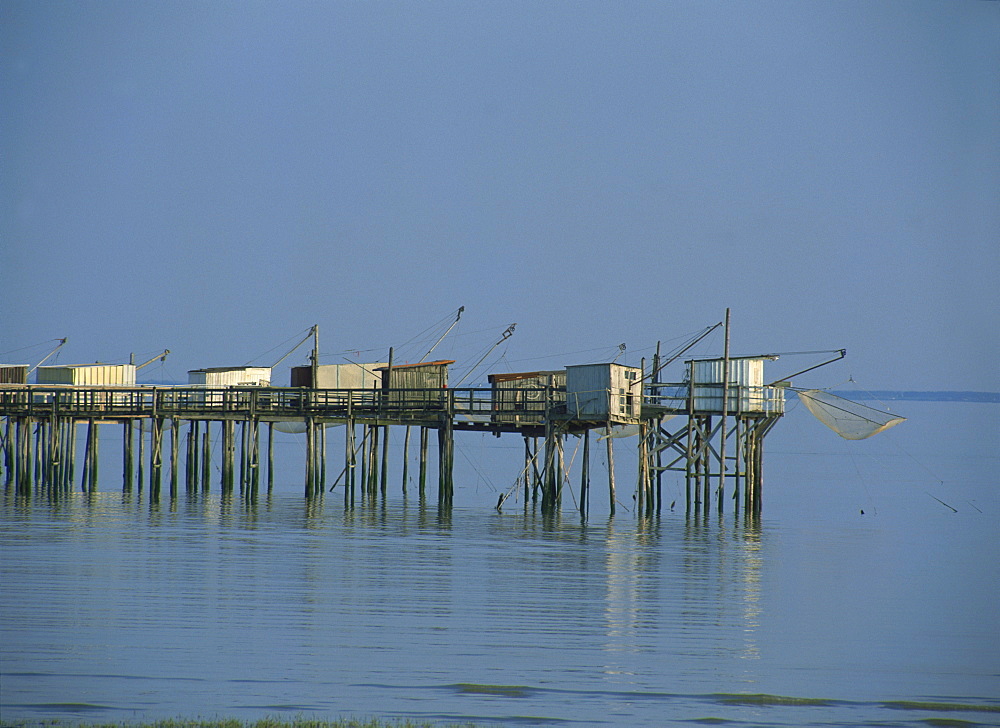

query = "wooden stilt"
[637,421,647,518]
[123,419,134,492]
[81,419,95,492]
[380,423,390,497]
[264,421,273,494]
[606,423,616,516]
[319,421,326,495]
[170,418,179,498]
[137,420,145,493]
[368,424,380,497]
[151,417,164,500]
[305,416,315,498]
[67,420,77,494]
[401,425,411,495]
[239,420,247,496]
[523,435,534,507]
[419,426,428,499]
[92,419,100,492]
[250,418,260,500]
[2,416,11,488]
[202,427,211,493]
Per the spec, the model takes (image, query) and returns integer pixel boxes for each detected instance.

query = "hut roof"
[375,360,454,371]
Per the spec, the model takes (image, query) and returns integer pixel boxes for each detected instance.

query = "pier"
[0,373,785,515]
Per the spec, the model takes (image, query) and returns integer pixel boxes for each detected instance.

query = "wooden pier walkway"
[0,381,785,516]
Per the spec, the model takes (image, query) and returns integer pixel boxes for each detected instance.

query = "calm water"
[2,402,998,727]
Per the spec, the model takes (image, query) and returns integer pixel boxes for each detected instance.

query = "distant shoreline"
[821,391,1000,403]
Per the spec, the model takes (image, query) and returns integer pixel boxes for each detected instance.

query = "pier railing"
[0,386,501,422]
[0,381,785,422]
[644,382,786,415]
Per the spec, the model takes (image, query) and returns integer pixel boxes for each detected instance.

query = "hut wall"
[0,365,29,385]
[690,358,778,413]
[188,367,272,387]
[378,361,452,408]
[489,370,565,424]
[565,363,641,423]
[290,363,386,389]
[36,364,137,386]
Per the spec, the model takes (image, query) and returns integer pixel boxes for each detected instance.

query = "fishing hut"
[520,363,643,515]
[37,363,137,386]
[378,360,452,394]
[564,363,642,424]
[0,366,29,385]
[188,366,272,387]
[289,362,386,389]
[643,354,786,515]
[489,371,565,425]
[370,360,456,505]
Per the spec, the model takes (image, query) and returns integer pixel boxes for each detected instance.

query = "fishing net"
[797,390,905,440]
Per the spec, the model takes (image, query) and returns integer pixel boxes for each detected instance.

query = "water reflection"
[1,492,770,716]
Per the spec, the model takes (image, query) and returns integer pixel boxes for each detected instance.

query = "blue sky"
[3,0,998,391]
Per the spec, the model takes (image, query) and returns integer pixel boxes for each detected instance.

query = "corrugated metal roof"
[375,360,455,371]
[188,366,273,374]
[487,370,562,383]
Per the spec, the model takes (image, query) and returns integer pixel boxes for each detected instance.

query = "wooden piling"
[606,423,616,516]
[170,418,179,498]
[419,426,428,498]
[524,436,532,505]
[267,421,274,494]
[346,419,356,499]
[2,416,11,488]
[137,419,145,493]
[239,420,248,495]
[368,424,379,497]
[580,429,590,516]
[555,434,565,507]
[87,418,100,493]
[401,425,411,495]
[380,424,389,497]
[305,416,315,498]
[185,421,196,493]
[221,419,234,495]
[319,421,326,494]
[438,397,454,508]
[202,427,211,493]
[249,417,260,500]
[67,420,77,493]
[151,417,164,499]
[34,420,42,486]
[123,419,133,492]
[637,421,647,517]
[531,436,541,502]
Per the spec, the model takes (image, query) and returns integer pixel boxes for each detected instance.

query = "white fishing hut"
[488,370,566,425]
[565,363,642,424]
[36,363,137,386]
[0,365,29,385]
[687,356,784,414]
[187,366,272,387]
[289,362,387,389]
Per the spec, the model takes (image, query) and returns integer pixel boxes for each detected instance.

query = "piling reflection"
[592,510,766,686]
[2,486,770,697]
